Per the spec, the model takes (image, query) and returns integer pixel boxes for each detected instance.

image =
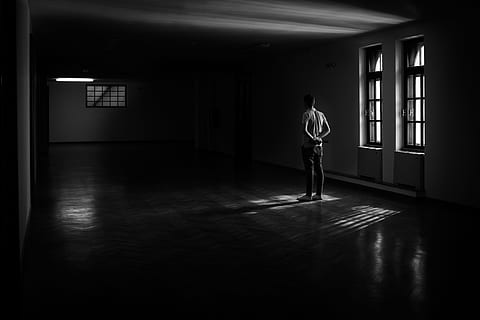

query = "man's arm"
[318,114,331,140]
[304,117,316,142]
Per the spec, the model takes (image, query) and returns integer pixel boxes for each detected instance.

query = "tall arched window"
[365,45,383,145]
[403,37,425,149]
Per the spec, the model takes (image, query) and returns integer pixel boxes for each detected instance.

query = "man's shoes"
[312,194,323,201]
[297,195,313,202]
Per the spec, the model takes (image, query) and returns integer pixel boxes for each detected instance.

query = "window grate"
[86,84,127,108]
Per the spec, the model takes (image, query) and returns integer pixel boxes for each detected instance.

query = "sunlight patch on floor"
[247,193,341,207]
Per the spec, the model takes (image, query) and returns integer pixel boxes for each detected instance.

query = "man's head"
[304,94,315,109]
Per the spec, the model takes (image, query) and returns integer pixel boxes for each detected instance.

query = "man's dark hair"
[304,94,315,107]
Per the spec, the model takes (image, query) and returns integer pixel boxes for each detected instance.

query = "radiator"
[394,151,424,190]
[357,146,382,182]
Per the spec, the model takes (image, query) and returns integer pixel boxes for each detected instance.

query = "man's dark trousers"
[301,146,324,197]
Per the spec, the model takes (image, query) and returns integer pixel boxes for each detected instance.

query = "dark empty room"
[1,0,479,319]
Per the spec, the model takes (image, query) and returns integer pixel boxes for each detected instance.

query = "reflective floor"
[22,143,478,319]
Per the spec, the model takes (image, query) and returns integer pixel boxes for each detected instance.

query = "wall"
[250,19,479,208]
[422,20,478,208]
[49,77,194,142]
[251,39,362,174]
[17,0,31,253]
[49,70,238,155]
[195,72,236,156]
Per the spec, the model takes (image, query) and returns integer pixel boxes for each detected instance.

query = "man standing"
[298,94,331,202]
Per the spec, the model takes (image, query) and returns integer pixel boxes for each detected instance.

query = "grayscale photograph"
[1,0,478,319]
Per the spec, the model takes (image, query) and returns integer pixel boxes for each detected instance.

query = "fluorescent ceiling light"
[55,78,94,82]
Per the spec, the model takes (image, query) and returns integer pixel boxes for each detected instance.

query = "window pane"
[422,99,425,121]
[422,75,425,97]
[414,50,420,66]
[409,45,419,67]
[87,102,94,107]
[415,99,421,121]
[407,40,424,67]
[376,122,381,143]
[415,123,422,146]
[376,53,383,72]
[407,75,414,98]
[375,79,381,99]
[420,45,424,66]
[423,124,426,146]
[368,47,382,72]
[368,80,375,100]
[119,102,125,107]
[369,122,375,143]
[375,101,381,120]
[407,100,415,121]
[407,48,415,67]
[408,123,414,145]
[415,76,422,98]
[369,101,375,120]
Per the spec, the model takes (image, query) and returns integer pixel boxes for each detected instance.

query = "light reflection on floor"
[242,198,403,242]
[411,239,426,301]
[373,231,384,284]
[147,189,399,240]
[248,193,341,205]
[354,217,426,305]
[55,191,97,233]
[320,205,401,238]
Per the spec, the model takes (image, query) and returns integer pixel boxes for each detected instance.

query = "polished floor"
[22,143,478,319]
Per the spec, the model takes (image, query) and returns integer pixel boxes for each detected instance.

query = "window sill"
[396,149,425,156]
[358,145,382,151]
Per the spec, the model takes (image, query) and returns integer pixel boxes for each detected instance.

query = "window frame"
[85,84,127,108]
[365,45,383,146]
[403,37,425,151]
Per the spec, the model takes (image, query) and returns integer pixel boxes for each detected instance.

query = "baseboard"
[252,158,423,198]
[324,171,424,198]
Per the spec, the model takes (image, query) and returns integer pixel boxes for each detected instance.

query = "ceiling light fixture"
[55,78,94,82]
